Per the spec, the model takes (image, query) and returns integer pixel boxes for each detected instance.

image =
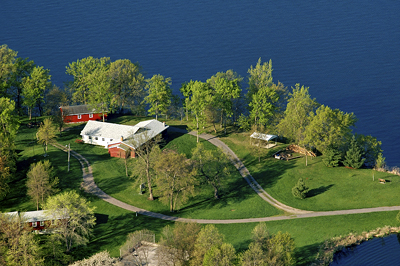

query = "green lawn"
[4,116,400,265]
[221,132,400,211]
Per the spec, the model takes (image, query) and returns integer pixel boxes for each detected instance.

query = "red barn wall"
[63,113,107,124]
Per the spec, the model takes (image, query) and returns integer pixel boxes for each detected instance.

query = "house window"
[95,137,98,140]
[110,139,113,142]
[32,222,37,227]
[78,114,82,119]
[102,138,105,141]
[40,221,44,226]
[89,113,93,118]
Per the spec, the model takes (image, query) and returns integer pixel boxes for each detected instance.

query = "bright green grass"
[83,131,282,219]
[221,132,400,211]
[217,210,400,265]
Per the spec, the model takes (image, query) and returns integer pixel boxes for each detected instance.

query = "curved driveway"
[52,129,400,224]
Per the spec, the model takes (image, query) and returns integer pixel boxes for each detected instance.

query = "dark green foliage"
[343,135,365,169]
[292,178,309,199]
[322,145,342,167]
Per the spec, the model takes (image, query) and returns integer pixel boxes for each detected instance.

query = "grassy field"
[3,115,400,265]
[220,131,400,211]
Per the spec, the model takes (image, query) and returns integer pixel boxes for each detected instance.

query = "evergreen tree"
[343,135,365,169]
[322,145,342,167]
[292,178,309,199]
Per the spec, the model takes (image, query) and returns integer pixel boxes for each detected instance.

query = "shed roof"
[3,210,66,222]
[60,104,107,115]
[250,132,278,142]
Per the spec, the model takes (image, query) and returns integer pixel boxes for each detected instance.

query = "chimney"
[121,136,123,141]
[163,122,165,127]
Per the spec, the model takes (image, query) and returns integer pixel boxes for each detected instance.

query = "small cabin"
[3,210,66,233]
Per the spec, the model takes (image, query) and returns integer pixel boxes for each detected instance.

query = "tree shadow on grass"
[295,242,322,266]
[307,184,334,198]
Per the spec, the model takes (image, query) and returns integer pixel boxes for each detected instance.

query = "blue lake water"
[331,234,400,266]
[1,1,399,166]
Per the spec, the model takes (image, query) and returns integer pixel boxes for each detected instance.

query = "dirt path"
[52,130,400,224]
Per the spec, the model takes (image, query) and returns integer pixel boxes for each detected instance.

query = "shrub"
[292,178,309,199]
[75,139,83,144]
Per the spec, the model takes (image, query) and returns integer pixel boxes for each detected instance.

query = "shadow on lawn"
[308,184,334,198]
[295,242,322,266]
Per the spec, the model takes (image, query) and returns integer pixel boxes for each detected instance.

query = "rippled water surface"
[331,234,400,266]
[1,1,399,165]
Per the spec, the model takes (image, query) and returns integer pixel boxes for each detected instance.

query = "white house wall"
[82,135,119,148]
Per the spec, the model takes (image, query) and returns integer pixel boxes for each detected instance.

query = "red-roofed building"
[60,105,107,124]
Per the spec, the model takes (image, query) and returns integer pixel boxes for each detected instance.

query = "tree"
[355,133,382,168]
[247,58,273,102]
[7,57,36,113]
[70,251,117,266]
[36,118,57,156]
[108,59,146,113]
[277,84,319,144]
[240,242,266,266]
[144,74,172,120]
[303,105,357,153]
[207,70,242,134]
[203,243,236,266]
[375,152,386,169]
[44,85,69,116]
[158,222,201,265]
[0,44,17,97]
[26,160,58,210]
[191,143,231,199]
[322,145,342,167]
[129,133,162,201]
[267,232,296,266]
[186,80,213,142]
[0,97,19,199]
[87,67,112,122]
[0,212,44,266]
[66,56,110,104]
[154,149,197,212]
[21,66,51,119]
[191,225,224,266]
[343,135,365,169]
[44,190,96,252]
[251,222,270,250]
[292,178,309,199]
[6,231,44,266]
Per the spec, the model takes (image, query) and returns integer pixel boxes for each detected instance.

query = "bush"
[292,178,309,199]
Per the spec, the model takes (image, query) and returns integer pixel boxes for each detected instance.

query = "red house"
[4,210,66,233]
[60,105,107,124]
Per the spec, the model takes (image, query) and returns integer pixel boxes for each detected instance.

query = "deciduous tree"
[36,118,57,156]
[144,74,172,120]
[303,105,357,153]
[203,243,236,266]
[207,70,242,134]
[192,225,224,266]
[108,59,145,113]
[155,150,197,212]
[87,67,112,122]
[26,160,58,210]
[186,81,213,142]
[0,44,17,97]
[21,66,51,119]
[277,84,319,144]
[191,143,230,199]
[44,190,96,253]
[66,56,110,104]
[129,133,162,201]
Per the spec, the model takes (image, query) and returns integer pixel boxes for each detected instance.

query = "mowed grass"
[221,131,400,211]
[6,116,400,264]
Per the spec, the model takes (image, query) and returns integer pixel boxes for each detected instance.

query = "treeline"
[74,222,296,266]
